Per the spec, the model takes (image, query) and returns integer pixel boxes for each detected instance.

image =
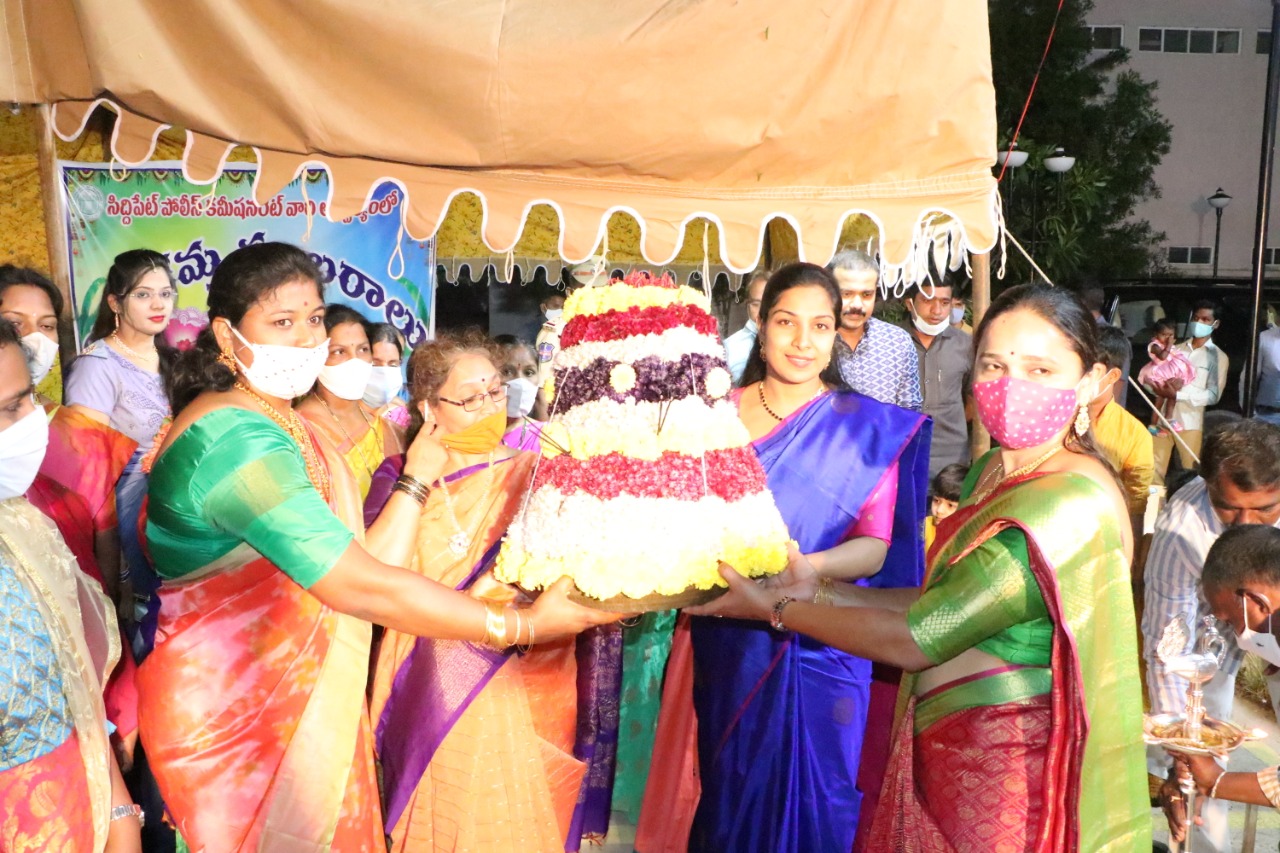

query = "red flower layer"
[531,446,768,502]
[561,303,718,347]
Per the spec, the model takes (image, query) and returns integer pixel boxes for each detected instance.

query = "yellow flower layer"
[565,281,711,321]
[539,397,748,461]
[496,490,790,600]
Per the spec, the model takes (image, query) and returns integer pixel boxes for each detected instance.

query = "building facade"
[1089,0,1275,279]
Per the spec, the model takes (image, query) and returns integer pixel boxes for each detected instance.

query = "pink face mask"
[972,376,1080,450]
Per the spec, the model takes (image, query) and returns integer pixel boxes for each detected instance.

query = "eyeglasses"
[437,384,508,412]
[128,289,177,302]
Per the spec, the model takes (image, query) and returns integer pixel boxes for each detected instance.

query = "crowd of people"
[4,238,1280,853]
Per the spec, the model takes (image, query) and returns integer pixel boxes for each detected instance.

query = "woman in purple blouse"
[65,250,176,658]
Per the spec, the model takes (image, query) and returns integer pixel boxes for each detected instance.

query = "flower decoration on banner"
[496,270,790,604]
[164,307,210,351]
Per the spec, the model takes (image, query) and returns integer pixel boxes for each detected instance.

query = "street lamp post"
[1208,188,1232,281]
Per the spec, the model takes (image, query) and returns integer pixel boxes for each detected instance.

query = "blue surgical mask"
[1190,320,1216,339]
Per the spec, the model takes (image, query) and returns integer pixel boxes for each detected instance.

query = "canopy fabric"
[3,0,1000,286]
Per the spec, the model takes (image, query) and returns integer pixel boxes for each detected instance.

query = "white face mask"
[910,307,951,337]
[506,377,538,418]
[950,307,966,325]
[362,365,404,408]
[317,357,374,401]
[544,308,564,323]
[21,332,59,385]
[1238,593,1280,667]
[0,405,50,500]
[232,327,330,400]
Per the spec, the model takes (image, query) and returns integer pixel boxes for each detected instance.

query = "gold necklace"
[234,381,332,501]
[436,452,496,556]
[111,332,158,363]
[319,396,379,479]
[970,444,1065,505]
[758,381,824,422]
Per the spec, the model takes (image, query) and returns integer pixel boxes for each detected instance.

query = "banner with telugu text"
[59,162,434,350]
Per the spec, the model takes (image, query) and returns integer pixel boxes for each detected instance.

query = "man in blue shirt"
[827,250,922,411]
[723,272,767,383]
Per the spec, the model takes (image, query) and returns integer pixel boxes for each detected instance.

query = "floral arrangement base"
[568,583,726,613]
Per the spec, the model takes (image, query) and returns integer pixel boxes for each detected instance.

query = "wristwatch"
[110,804,145,827]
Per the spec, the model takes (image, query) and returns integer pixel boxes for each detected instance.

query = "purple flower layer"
[555,352,727,409]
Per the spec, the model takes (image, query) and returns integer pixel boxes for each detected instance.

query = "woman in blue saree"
[640,263,929,853]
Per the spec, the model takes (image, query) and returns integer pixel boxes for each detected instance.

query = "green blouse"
[146,408,354,588]
[906,457,1053,667]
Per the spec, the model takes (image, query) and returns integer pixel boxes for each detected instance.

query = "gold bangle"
[482,601,508,651]
[814,577,835,607]
[524,610,536,652]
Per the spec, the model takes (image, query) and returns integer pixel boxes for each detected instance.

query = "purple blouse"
[64,341,170,451]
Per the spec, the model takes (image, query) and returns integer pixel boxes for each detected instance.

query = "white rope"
[1004,231,1054,286]
[1126,376,1202,466]
[386,201,407,281]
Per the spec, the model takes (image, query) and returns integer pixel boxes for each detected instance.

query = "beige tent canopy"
[2,0,1000,287]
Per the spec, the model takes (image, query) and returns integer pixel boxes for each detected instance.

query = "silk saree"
[637,390,929,853]
[0,498,119,853]
[868,463,1150,852]
[138,408,382,852]
[370,451,585,853]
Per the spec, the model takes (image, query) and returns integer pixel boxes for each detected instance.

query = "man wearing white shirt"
[1252,317,1280,426]
[1151,301,1228,483]
[1145,420,1280,852]
[723,272,766,384]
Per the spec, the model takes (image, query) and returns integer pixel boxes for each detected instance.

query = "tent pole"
[1244,0,1280,418]
[33,104,76,358]
[970,251,992,458]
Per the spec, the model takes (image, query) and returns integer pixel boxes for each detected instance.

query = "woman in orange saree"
[137,243,615,852]
[369,332,586,852]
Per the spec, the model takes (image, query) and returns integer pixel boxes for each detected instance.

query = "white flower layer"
[496,488,791,599]
[546,395,749,460]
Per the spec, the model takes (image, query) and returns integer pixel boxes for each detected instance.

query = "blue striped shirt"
[1142,478,1248,715]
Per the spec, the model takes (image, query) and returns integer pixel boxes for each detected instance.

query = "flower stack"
[495,271,790,609]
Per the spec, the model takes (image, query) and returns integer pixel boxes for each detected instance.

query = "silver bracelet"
[110,804,145,827]
[1208,770,1227,799]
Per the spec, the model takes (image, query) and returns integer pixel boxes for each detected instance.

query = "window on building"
[1261,31,1274,55]
[1089,26,1123,50]
[1265,248,1280,266]
[1164,29,1190,52]
[1139,28,1164,51]
[1167,246,1213,265]
[1139,27,1242,54]
[1189,30,1215,53]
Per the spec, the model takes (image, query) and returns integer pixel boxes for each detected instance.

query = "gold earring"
[1074,405,1090,437]
[217,349,236,370]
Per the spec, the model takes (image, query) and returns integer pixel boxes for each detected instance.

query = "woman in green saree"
[136,242,616,852]
[693,283,1150,851]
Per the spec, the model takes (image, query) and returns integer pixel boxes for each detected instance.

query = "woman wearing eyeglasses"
[365,329,596,852]
[65,250,177,659]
